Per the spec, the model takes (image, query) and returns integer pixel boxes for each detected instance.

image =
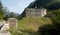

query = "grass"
[0,19,4,22]
[18,17,52,31]
[9,17,52,35]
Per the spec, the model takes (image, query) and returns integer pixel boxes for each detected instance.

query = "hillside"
[18,17,52,31]
[28,0,60,10]
[13,17,52,35]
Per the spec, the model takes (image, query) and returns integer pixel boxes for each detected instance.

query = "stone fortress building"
[24,8,47,17]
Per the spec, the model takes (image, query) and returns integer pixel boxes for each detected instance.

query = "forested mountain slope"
[28,0,60,10]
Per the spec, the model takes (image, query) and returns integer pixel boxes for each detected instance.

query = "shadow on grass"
[17,29,39,35]
[38,21,60,35]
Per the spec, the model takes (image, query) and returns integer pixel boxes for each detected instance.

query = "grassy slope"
[18,17,52,31]
[0,19,4,22]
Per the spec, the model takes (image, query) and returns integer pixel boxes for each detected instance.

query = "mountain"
[2,7,10,16]
[3,7,20,17]
[28,0,60,10]
[13,13,20,16]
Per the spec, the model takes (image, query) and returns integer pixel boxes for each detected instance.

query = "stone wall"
[7,18,18,31]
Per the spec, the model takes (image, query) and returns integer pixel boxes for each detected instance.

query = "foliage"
[0,1,4,19]
[38,9,60,35]
[28,0,60,10]
[9,12,15,18]
[3,15,9,21]
[52,9,60,23]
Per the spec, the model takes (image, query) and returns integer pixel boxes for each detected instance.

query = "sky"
[1,0,35,14]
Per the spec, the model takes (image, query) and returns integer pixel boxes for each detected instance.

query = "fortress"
[20,8,47,19]
[23,8,47,17]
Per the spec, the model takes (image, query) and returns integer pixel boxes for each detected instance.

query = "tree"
[38,9,60,35]
[0,1,4,19]
[9,12,15,18]
[28,0,60,10]
[3,15,9,21]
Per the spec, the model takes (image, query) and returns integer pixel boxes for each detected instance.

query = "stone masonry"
[7,18,18,31]
[24,8,47,17]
